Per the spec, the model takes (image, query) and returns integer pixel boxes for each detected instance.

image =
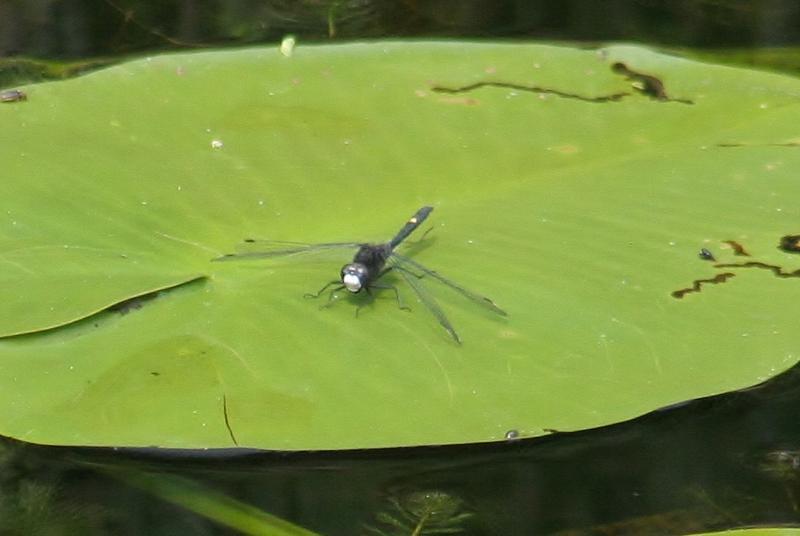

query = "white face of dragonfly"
[341,263,369,292]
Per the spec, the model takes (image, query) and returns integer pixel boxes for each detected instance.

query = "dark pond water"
[3,1,800,534]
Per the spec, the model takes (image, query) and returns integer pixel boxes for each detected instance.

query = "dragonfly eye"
[341,263,368,292]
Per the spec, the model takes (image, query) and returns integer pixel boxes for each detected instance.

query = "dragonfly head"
[341,263,369,293]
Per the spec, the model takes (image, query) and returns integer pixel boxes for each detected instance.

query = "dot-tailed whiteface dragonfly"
[213,206,506,343]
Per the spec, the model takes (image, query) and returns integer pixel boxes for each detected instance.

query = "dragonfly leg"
[355,288,377,318]
[369,282,411,312]
[321,287,347,309]
[373,266,411,311]
[305,281,346,309]
[304,280,343,299]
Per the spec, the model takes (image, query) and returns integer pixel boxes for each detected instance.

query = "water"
[2,2,800,534]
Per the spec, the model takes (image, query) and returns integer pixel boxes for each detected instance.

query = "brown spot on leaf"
[722,240,751,256]
[672,273,736,299]
[437,96,479,106]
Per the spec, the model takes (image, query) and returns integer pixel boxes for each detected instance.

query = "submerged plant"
[758,449,800,481]
[757,449,800,511]
[364,488,474,536]
[0,442,104,535]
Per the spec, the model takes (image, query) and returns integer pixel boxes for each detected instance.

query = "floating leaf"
[1,43,799,449]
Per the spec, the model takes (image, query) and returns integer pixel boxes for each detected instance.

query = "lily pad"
[1,42,800,450]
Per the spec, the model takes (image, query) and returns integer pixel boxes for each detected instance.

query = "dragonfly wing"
[212,241,361,262]
[390,253,507,316]
[396,266,461,344]
[241,239,358,247]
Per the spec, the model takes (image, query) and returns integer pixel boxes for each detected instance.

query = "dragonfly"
[213,206,507,343]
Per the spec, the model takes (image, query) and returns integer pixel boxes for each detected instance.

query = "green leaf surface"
[1,42,800,450]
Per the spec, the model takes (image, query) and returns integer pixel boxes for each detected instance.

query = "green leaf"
[1,42,800,450]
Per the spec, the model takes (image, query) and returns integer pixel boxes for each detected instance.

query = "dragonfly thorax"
[341,263,370,292]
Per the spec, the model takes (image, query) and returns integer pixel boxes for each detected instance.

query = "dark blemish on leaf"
[779,235,800,253]
[106,278,204,314]
[150,371,160,376]
[244,238,256,243]
[717,141,800,148]
[610,63,693,104]
[430,81,629,103]
[108,294,157,315]
[223,394,238,446]
[699,248,716,261]
[0,89,27,103]
[104,276,205,317]
[504,429,520,441]
[714,261,800,279]
[543,428,560,434]
[671,273,736,299]
[611,62,667,100]
[723,240,751,256]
